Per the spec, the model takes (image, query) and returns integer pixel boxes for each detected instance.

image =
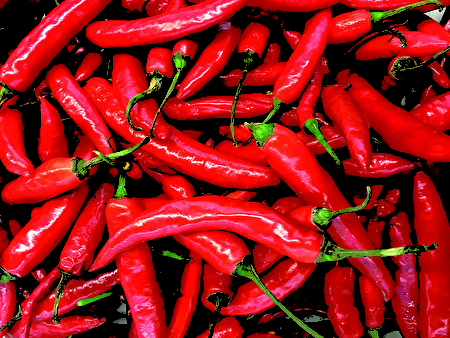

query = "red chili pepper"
[196,316,244,338]
[201,263,233,312]
[38,97,69,163]
[296,125,347,155]
[166,0,187,11]
[271,196,304,214]
[283,29,301,49]
[324,266,363,338]
[354,184,383,210]
[419,84,437,103]
[263,43,280,64]
[86,0,246,47]
[74,52,102,82]
[321,84,371,168]
[0,0,112,99]
[219,125,253,142]
[168,252,203,338]
[0,228,8,255]
[359,275,385,335]
[389,212,419,338]
[367,219,385,249]
[121,0,145,12]
[252,244,284,274]
[0,97,34,177]
[215,140,268,166]
[413,171,450,338]
[145,170,196,200]
[176,27,241,100]
[424,58,450,88]
[245,0,338,11]
[144,0,169,16]
[341,0,450,10]
[342,153,416,178]
[72,134,97,161]
[162,94,273,120]
[0,282,15,337]
[348,73,450,162]
[46,64,115,155]
[409,90,450,132]
[376,199,396,218]
[221,62,286,88]
[386,189,400,205]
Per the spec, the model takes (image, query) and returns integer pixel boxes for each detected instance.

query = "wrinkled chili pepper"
[221,62,286,87]
[75,52,102,82]
[409,90,450,132]
[359,275,385,337]
[342,153,416,178]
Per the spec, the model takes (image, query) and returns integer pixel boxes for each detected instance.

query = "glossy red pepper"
[296,125,347,155]
[121,0,145,12]
[409,90,450,132]
[46,63,115,155]
[176,27,241,100]
[245,0,338,11]
[196,316,243,338]
[201,263,233,312]
[215,139,268,166]
[341,0,450,10]
[425,58,450,88]
[390,212,419,338]
[367,219,385,250]
[376,199,396,218]
[263,43,280,64]
[324,267,363,338]
[221,62,286,88]
[144,170,196,200]
[86,0,245,47]
[413,171,450,338]
[0,282,15,337]
[75,52,102,82]
[271,196,304,214]
[386,189,400,205]
[38,97,69,163]
[219,125,253,142]
[419,84,436,103]
[359,275,385,335]
[342,153,416,178]
[283,29,301,49]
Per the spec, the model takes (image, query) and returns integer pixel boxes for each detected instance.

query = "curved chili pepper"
[214,139,268,166]
[46,63,115,155]
[166,0,187,11]
[163,93,273,120]
[86,0,246,47]
[201,263,233,312]
[413,171,450,338]
[75,52,102,82]
[176,27,241,100]
[359,276,385,337]
[283,29,301,49]
[348,73,450,162]
[325,266,363,338]
[409,90,450,131]
[222,62,286,88]
[168,252,203,338]
[341,0,449,10]
[0,185,88,282]
[296,125,347,155]
[145,170,196,200]
[342,153,416,178]
[0,282,15,337]
[38,97,69,163]
[0,97,34,177]
[263,43,280,64]
[196,316,243,338]
[245,0,338,11]
[389,212,419,338]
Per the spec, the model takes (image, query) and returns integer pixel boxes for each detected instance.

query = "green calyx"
[244,122,275,147]
[0,84,15,108]
[173,53,188,71]
[303,118,341,167]
[370,0,443,23]
[0,266,18,283]
[77,292,113,307]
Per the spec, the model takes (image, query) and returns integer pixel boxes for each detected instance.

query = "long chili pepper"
[46,63,115,155]
[262,9,331,125]
[325,266,364,338]
[219,125,252,142]
[75,52,102,82]
[0,137,148,205]
[221,62,286,87]
[126,47,173,131]
[389,212,419,338]
[52,183,114,323]
[38,97,69,163]
[321,84,371,168]
[359,276,385,338]
[413,171,450,338]
[230,22,270,145]
[342,153,416,178]
[168,252,203,338]
[347,73,450,162]
[272,196,304,214]
[341,0,449,10]
[296,125,347,155]
[145,171,195,200]
[0,97,34,177]
[84,76,280,189]
[196,316,244,338]
[0,0,112,103]
[214,139,268,166]
[201,263,233,312]
[0,282,15,337]
[409,90,450,131]
[163,94,273,120]
[245,0,338,11]
[176,27,241,100]
[86,0,246,48]
[264,43,280,64]
[252,243,284,274]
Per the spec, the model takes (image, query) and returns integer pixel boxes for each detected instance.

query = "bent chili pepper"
[86,0,246,48]
[221,62,286,87]
[75,52,103,82]
[359,275,385,338]
[409,90,450,132]
[342,153,416,178]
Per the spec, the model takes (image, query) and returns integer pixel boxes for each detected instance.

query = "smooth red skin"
[176,27,241,100]
[328,9,371,44]
[238,22,270,56]
[225,190,256,201]
[219,125,252,142]
[163,94,273,120]
[359,276,385,329]
[283,30,301,49]
[0,228,8,254]
[85,77,280,189]
[201,264,233,312]
[390,212,419,338]
[17,267,61,338]
[427,61,450,88]
[420,85,437,104]
[215,140,268,166]
[355,31,449,61]
[87,0,245,48]
[75,52,102,82]
[417,18,450,45]
[286,205,320,232]
[0,0,111,92]
[0,282,16,337]
[222,62,286,87]
[168,253,202,338]
[0,99,34,177]
[325,267,363,338]
[59,183,114,275]
[274,9,331,104]
[222,259,315,315]
[409,91,450,132]
[262,124,395,301]
[38,97,69,163]
[413,172,450,338]
[321,84,371,168]
[122,0,145,12]
[376,199,396,218]
[341,0,450,10]
[172,39,197,60]
[196,316,243,338]
[32,269,47,283]
[343,153,415,178]
[367,219,384,250]
[144,171,196,200]
[10,315,106,338]
[296,125,347,155]
[349,73,450,162]
[147,47,174,78]
[245,0,338,11]
[252,243,284,274]
[144,0,169,16]
[264,43,280,64]
[0,185,88,277]
[46,64,114,155]
[72,134,97,160]
[90,196,323,271]
[353,184,383,210]
[272,196,304,214]
[32,269,119,322]
[386,189,400,205]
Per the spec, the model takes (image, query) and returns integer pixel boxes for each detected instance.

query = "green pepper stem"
[303,118,341,166]
[77,292,113,307]
[52,270,74,323]
[370,0,443,23]
[262,97,283,124]
[114,174,127,199]
[316,240,438,263]
[0,266,17,283]
[368,328,380,338]
[394,46,450,79]
[245,122,275,148]
[234,256,323,338]
[0,305,22,332]
[313,186,371,229]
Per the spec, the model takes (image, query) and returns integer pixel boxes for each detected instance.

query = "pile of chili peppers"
[0,0,449,337]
